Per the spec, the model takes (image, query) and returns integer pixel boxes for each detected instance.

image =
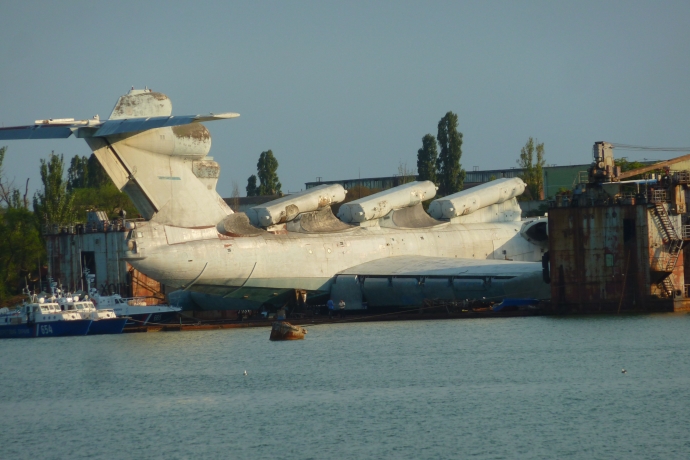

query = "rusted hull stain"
[111,91,171,119]
[269,321,307,340]
[172,123,210,142]
[129,263,165,305]
[192,159,220,179]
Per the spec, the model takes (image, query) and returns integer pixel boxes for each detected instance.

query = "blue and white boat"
[0,296,92,339]
[58,295,128,335]
[85,272,180,326]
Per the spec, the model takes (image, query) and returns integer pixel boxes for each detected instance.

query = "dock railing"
[682,225,690,240]
[649,189,669,203]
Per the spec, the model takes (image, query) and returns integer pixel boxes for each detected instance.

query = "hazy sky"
[1,1,689,198]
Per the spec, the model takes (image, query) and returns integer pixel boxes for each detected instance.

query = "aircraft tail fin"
[0,88,240,228]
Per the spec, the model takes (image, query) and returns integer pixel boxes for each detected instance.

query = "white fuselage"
[125,219,543,296]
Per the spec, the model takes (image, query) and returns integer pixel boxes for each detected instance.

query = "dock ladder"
[652,203,683,297]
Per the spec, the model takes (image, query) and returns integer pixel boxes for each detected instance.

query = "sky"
[1,1,689,199]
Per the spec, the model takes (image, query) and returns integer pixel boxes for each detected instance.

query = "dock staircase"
[651,203,683,297]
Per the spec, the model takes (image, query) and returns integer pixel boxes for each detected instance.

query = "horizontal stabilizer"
[0,124,75,140]
[0,113,239,140]
[93,113,239,137]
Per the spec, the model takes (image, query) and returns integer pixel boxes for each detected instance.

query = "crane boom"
[618,152,690,180]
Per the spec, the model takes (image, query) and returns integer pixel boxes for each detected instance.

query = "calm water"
[1,314,690,459]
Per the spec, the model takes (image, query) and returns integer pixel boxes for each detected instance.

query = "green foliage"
[397,161,416,184]
[68,154,112,191]
[0,147,43,300]
[257,150,282,195]
[65,153,136,219]
[246,174,259,196]
[0,146,30,209]
[614,158,647,172]
[33,152,75,227]
[71,182,139,219]
[87,154,110,187]
[517,138,545,201]
[614,158,659,181]
[436,112,465,195]
[0,205,44,301]
[67,155,89,191]
[416,134,438,185]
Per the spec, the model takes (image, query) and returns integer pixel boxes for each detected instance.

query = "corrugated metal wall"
[45,229,164,304]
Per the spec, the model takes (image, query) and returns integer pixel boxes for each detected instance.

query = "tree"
[257,150,282,195]
[230,181,240,212]
[71,182,139,219]
[246,174,259,196]
[517,138,546,200]
[416,134,438,185]
[66,153,135,219]
[33,152,75,227]
[87,154,110,187]
[436,112,465,195]
[397,161,416,185]
[67,155,89,191]
[68,154,111,190]
[0,146,30,209]
[0,207,44,301]
[0,146,43,300]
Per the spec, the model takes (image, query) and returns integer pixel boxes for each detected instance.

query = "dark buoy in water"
[269,321,307,340]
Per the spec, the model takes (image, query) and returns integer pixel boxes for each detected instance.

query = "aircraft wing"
[338,255,542,278]
[0,112,239,140]
[333,255,550,305]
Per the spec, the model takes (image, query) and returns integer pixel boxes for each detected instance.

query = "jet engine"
[428,177,525,220]
[249,184,347,227]
[338,181,436,223]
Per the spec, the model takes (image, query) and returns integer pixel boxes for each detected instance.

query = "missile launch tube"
[338,181,437,223]
[428,177,526,219]
[251,184,347,227]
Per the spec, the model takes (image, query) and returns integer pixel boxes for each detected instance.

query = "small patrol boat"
[0,294,92,339]
[84,271,180,326]
[57,294,128,335]
[269,321,307,341]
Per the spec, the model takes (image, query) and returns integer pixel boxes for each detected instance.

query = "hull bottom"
[0,320,92,339]
[124,311,178,326]
[88,318,128,335]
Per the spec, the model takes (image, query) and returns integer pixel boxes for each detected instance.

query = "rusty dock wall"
[548,202,690,313]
